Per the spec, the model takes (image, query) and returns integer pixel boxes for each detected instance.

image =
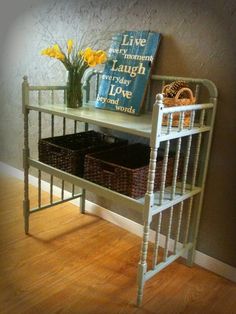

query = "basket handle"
[162,84,171,94]
[174,87,194,102]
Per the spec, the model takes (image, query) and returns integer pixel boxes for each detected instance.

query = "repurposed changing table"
[22,73,217,306]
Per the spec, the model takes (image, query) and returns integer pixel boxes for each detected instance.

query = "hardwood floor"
[0,174,235,314]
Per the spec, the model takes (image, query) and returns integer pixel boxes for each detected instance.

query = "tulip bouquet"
[41,39,107,108]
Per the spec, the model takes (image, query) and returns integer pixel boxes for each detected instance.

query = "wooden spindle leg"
[80,189,86,214]
[137,222,150,306]
[22,77,30,234]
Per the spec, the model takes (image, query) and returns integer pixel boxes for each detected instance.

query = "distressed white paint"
[0,0,235,268]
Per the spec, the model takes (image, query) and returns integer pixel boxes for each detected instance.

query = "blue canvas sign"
[95,31,161,115]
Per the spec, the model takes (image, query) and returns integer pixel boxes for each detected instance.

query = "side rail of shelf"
[135,79,217,305]
[22,76,86,234]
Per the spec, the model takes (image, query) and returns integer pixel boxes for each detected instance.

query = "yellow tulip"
[67,39,73,54]
[82,47,93,59]
[41,48,50,56]
[87,55,97,67]
[95,50,104,57]
[41,41,106,68]
[55,52,65,61]
[53,44,61,52]
[97,52,107,64]
[81,48,107,66]
[49,50,55,57]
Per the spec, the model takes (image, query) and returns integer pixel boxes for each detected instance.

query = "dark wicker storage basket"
[84,143,181,199]
[38,131,127,177]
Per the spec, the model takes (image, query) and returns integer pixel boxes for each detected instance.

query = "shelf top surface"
[27,103,153,138]
[27,103,211,139]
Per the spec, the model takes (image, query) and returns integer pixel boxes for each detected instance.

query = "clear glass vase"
[67,68,83,108]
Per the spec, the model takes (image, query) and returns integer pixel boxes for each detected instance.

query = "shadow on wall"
[156,34,191,76]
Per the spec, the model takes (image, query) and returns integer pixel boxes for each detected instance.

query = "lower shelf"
[29,158,202,216]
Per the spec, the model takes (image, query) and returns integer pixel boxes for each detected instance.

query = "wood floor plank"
[0,174,235,314]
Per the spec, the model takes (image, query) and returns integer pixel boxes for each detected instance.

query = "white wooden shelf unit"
[22,73,217,306]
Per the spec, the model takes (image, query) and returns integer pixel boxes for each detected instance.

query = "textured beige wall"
[0,0,235,267]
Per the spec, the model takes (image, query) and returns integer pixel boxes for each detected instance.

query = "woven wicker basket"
[84,143,181,199]
[162,86,196,127]
[38,131,127,177]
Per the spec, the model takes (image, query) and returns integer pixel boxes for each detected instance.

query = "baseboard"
[1,161,235,283]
